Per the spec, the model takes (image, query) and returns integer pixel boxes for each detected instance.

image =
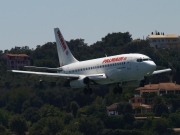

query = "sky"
[0,0,180,51]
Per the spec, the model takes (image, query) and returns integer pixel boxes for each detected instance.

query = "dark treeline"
[0,31,179,134]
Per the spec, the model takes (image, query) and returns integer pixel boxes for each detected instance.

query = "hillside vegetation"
[0,31,179,135]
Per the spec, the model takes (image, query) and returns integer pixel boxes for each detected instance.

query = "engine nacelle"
[123,81,140,87]
[70,77,89,88]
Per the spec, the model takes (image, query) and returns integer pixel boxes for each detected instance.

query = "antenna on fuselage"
[105,54,107,57]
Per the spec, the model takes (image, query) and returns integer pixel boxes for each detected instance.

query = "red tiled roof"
[106,103,119,110]
[6,54,29,57]
[132,103,152,109]
[136,82,180,91]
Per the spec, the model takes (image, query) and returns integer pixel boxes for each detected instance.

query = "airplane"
[10,28,171,94]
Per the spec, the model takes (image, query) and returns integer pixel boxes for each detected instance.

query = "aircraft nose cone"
[149,61,156,72]
[152,62,156,70]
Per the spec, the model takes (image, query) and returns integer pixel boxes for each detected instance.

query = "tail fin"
[54,28,79,66]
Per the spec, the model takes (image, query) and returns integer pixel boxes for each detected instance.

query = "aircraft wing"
[10,70,106,80]
[24,66,62,71]
[152,68,171,75]
[10,70,79,78]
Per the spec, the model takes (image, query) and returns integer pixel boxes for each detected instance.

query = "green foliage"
[63,113,73,125]
[6,88,30,113]
[0,109,10,128]
[1,30,180,134]
[152,118,170,134]
[38,104,63,118]
[0,124,9,135]
[29,117,64,135]
[103,115,124,129]
[101,129,143,135]
[22,107,40,124]
[152,97,169,116]
[117,102,133,115]
[9,114,27,135]
[56,130,83,135]
[169,112,180,128]
[70,101,80,118]
[78,116,104,135]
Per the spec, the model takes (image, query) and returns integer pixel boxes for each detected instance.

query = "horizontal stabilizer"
[152,68,171,75]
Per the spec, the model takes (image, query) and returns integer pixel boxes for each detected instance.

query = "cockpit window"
[137,58,152,62]
[143,58,149,61]
[137,58,142,62]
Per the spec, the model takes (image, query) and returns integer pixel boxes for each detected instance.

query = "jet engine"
[70,77,90,88]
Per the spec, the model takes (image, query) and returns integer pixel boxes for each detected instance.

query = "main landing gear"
[83,77,92,95]
[113,84,122,94]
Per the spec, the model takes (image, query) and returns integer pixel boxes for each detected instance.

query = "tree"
[152,118,170,134]
[78,116,104,135]
[23,107,40,124]
[63,113,73,125]
[30,117,64,135]
[169,112,180,128]
[0,124,9,135]
[117,102,133,115]
[38,104,63,118]
[56,130,83,135]
[103,115,124,129]
[152,97,169,116]
[70,101,80,118]
[9,114,27,135]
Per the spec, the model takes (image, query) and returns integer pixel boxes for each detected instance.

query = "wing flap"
[25,66,62,71]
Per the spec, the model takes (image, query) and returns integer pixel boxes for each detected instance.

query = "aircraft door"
[126,57,131,70]
[96,64,101,73]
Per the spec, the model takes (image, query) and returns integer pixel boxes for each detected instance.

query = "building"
[129,95,152,113]
[147,34,180,49]
[106,103,119,115]
[136,82,180,96]
[106,95,152,115]
[1,54,30,69]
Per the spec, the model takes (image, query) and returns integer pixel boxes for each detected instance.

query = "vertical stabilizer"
[54,28,79,66]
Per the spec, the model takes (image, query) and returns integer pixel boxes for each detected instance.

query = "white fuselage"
[60,53,156,84]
